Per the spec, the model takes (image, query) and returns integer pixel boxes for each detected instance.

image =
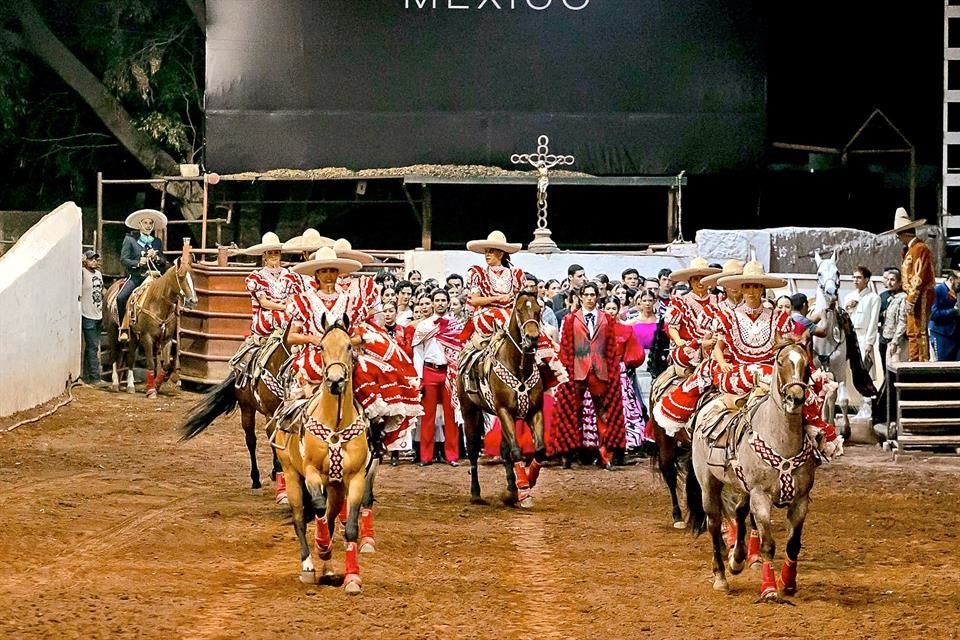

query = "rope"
[5,378,82,433]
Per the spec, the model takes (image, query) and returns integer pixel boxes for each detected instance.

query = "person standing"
[843,266,881,376]
[552,283,625,470]
[930,269,960,361]
[80,249,105,385]
[879,269,907,371]
[886,207,936,362]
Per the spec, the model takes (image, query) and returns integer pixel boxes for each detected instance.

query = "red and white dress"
[287,280,423,424]
[283,270,317,297]
[245,267,294,336]
[663,292,715,369]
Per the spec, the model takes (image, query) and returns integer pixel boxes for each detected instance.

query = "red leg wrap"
[360,508,374,540]
[723,520,738,549]
[155,370,167,388]
[526,460,542,489]
[344,542,360,576]
[780,558,798,595]
[314,516,332,556]
[513,461,530,502]
[145,371,156,391]
[747,530,762,565]
[275,474,288,504]
[760,561,778,598]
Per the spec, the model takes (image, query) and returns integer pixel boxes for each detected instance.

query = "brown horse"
[178,328,292,490]
[458,291,545,508]
[648,365,692,528]
[104,246,197,398]
[272,317,371,594]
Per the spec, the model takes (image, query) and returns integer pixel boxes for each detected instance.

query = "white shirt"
[844,288,880,349]
[397,308,414,326]
[412,315,447,377]
[81,268,103,320]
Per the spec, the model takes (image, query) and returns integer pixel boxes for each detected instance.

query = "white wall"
[0,202,82,416]
[405,244,699,283]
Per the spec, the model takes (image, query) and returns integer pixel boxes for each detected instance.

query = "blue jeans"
[82,317,102,382]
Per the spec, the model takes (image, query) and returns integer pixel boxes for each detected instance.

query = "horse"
[648,366,691,529]
[178,326,294,490]
[458,291,545,508]
[811,251,878,438]
[685,343,815,602]
[103,247,198,398]
[271,317,371,593]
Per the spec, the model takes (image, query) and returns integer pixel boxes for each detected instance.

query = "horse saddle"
[457,330,503,399]
[106,276,154,326]
[650,364,689,406]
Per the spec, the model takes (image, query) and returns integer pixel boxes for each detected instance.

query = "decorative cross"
[511,135,575,254]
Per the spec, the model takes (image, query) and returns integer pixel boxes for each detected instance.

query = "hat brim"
[125,209,168,230]
[881,218,926,235]
[669,267,722,282]
[283,235,336,253]
[701,271,740,288]
[337,249,375,265]
[466,240,522,255]
[292,257,362,275]
[245,243,284,256]
[716,274,787,289]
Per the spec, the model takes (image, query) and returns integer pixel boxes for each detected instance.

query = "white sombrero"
[333,238,374,265]
[716,260,786,289]
[466,230,522,255]
[245,232,284,256]
[881,207,926,235]
[669,257,722,283]
[282,229,335,253]
[124,208,168,230]
[292,246,362,275]
[702,259,745,288]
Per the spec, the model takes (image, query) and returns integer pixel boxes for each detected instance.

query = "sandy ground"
[1,386,959,640]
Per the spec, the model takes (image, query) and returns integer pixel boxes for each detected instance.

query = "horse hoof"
[251,480,262,490]
[344,574,362,595]
[470,496,489,506]
[729,555,746,575]
[146,389,158,399]
[110,384,119,393]
[126,386,136,395]
[360,539,376,554]
[519,496,534,509]
[276,492,289,506]
[782,584,797,597]
[673,520,686,530]
[501,492,518,507]
[713,578,729,592]
[749,558,763,571]
[299,570,316,584]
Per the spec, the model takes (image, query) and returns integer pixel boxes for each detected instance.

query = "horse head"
[774,342,810,415]
[172,241,198,309]
[814,250,840,306]
[512,291,542,351]
[318,314,353,396]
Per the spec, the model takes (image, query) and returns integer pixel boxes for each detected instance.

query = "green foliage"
[0,0,204,209]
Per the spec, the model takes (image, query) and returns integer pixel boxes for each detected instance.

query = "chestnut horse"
[458,291,545,508]
[104,247,197,398]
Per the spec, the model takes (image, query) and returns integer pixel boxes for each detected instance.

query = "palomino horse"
[103,245,197,398]
[273,318,371,594]
[458,291,545,508]
[178,327,293,490]
[811,251,877,438]
[685,343,815,602]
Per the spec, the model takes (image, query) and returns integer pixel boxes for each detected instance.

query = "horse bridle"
[319,325,354,431]
[773,343,810,407]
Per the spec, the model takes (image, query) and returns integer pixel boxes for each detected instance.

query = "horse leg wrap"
[145,371,156,391]
[338,501,348,525]
[513,461,531,502]
[275,474,288,505]
[344,542,360,576]
[747,530,762,566]
[360,508,375,550]
[723,520,738,550]
[154,370,167,389]
[780,559,798,595]
[760,561,778,598]
[526,460,542,489]
[314,516,332,558]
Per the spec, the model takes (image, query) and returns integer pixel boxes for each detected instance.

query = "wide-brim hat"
[245,232,284,256]
[282,229,335,253]
[716,260,786,289]
[881,207,926,235]
[669,257,722,283]
[292,247,362,275]
[466,230,522,255]
[333,238,374,265]
[702,259,745,288]
[125,208,168,230]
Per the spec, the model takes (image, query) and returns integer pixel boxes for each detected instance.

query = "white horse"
[810,251,877,439]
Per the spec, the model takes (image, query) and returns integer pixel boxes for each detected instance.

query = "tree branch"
[183,0,206,32]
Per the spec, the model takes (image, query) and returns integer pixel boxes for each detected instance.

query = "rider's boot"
[119,311,131,342]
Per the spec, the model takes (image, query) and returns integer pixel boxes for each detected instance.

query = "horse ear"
[829,251,837,263]
[320,312,330,333]
[341,313,351,332]
[814,250,822,266]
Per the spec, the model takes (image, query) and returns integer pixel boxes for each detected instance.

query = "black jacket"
[120,232,168,281]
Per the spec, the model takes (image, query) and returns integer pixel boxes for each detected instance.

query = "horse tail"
[839,308,878,397]
[178,372,238,441]
[684,454,707,536]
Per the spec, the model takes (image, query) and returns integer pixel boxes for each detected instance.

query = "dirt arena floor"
[1,386,959,640]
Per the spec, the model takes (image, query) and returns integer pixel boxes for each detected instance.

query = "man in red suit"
[553,283,625,470]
